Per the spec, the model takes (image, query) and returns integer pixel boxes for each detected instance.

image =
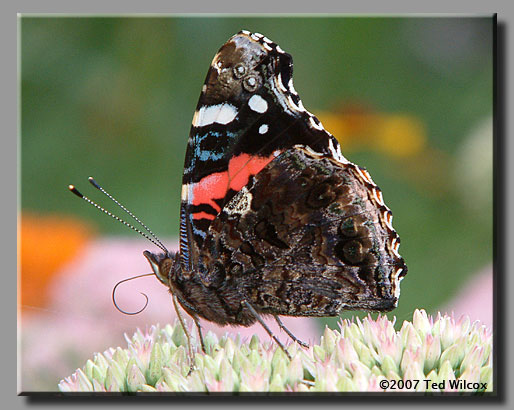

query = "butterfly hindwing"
[199,146,407,316]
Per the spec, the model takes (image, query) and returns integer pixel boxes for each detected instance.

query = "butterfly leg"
[172,294,195,374]
[273,315,309,348]
[242,300,292,360]
[192,314,206,353]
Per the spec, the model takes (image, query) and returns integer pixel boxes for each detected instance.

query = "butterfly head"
[143,250,178,287]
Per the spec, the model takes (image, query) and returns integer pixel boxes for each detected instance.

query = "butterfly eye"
[243,75,259,92]
[233,63,246,79]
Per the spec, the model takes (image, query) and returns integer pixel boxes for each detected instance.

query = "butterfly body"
[145,31,407,331]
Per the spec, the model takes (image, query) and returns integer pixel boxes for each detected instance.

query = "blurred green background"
[21,17,493,328]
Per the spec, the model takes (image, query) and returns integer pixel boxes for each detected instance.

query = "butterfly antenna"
[68,183,168,253]
[86,177,168,252]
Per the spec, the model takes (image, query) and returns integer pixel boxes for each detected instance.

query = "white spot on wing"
[335,144,348,163]
[263,42,273,51]
[392,268,404,299]
[309,116,324,131]
[224,186,253,216]
[193,104,238,127]
[277,74,288,93]
[183,183,194,206]
[328,138,348,163]
[181,183,189,201]
[288,78,297,95]
[217,104,239,124]
[248,95,268,113]
[259,124,269,134]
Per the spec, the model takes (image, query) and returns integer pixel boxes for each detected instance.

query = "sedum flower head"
[59,309,492,393]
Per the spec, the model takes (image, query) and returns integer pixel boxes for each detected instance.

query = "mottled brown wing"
[198,146,407,317]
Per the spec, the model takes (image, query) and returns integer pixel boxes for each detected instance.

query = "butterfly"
[71,31,407,361]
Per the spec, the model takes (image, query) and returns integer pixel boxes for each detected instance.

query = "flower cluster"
[58,309,492,393]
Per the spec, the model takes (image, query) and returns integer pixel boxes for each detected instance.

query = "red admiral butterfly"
[71,31,407,360]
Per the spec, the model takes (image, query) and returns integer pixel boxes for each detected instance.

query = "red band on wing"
[191,153,276,218]
[227,154,276,192]
[191,172,226,213]
[192,211,216,220]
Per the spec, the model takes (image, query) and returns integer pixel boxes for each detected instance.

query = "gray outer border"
[7,0,512,408]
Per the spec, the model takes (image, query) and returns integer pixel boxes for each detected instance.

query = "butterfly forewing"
[179,31,346,271]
